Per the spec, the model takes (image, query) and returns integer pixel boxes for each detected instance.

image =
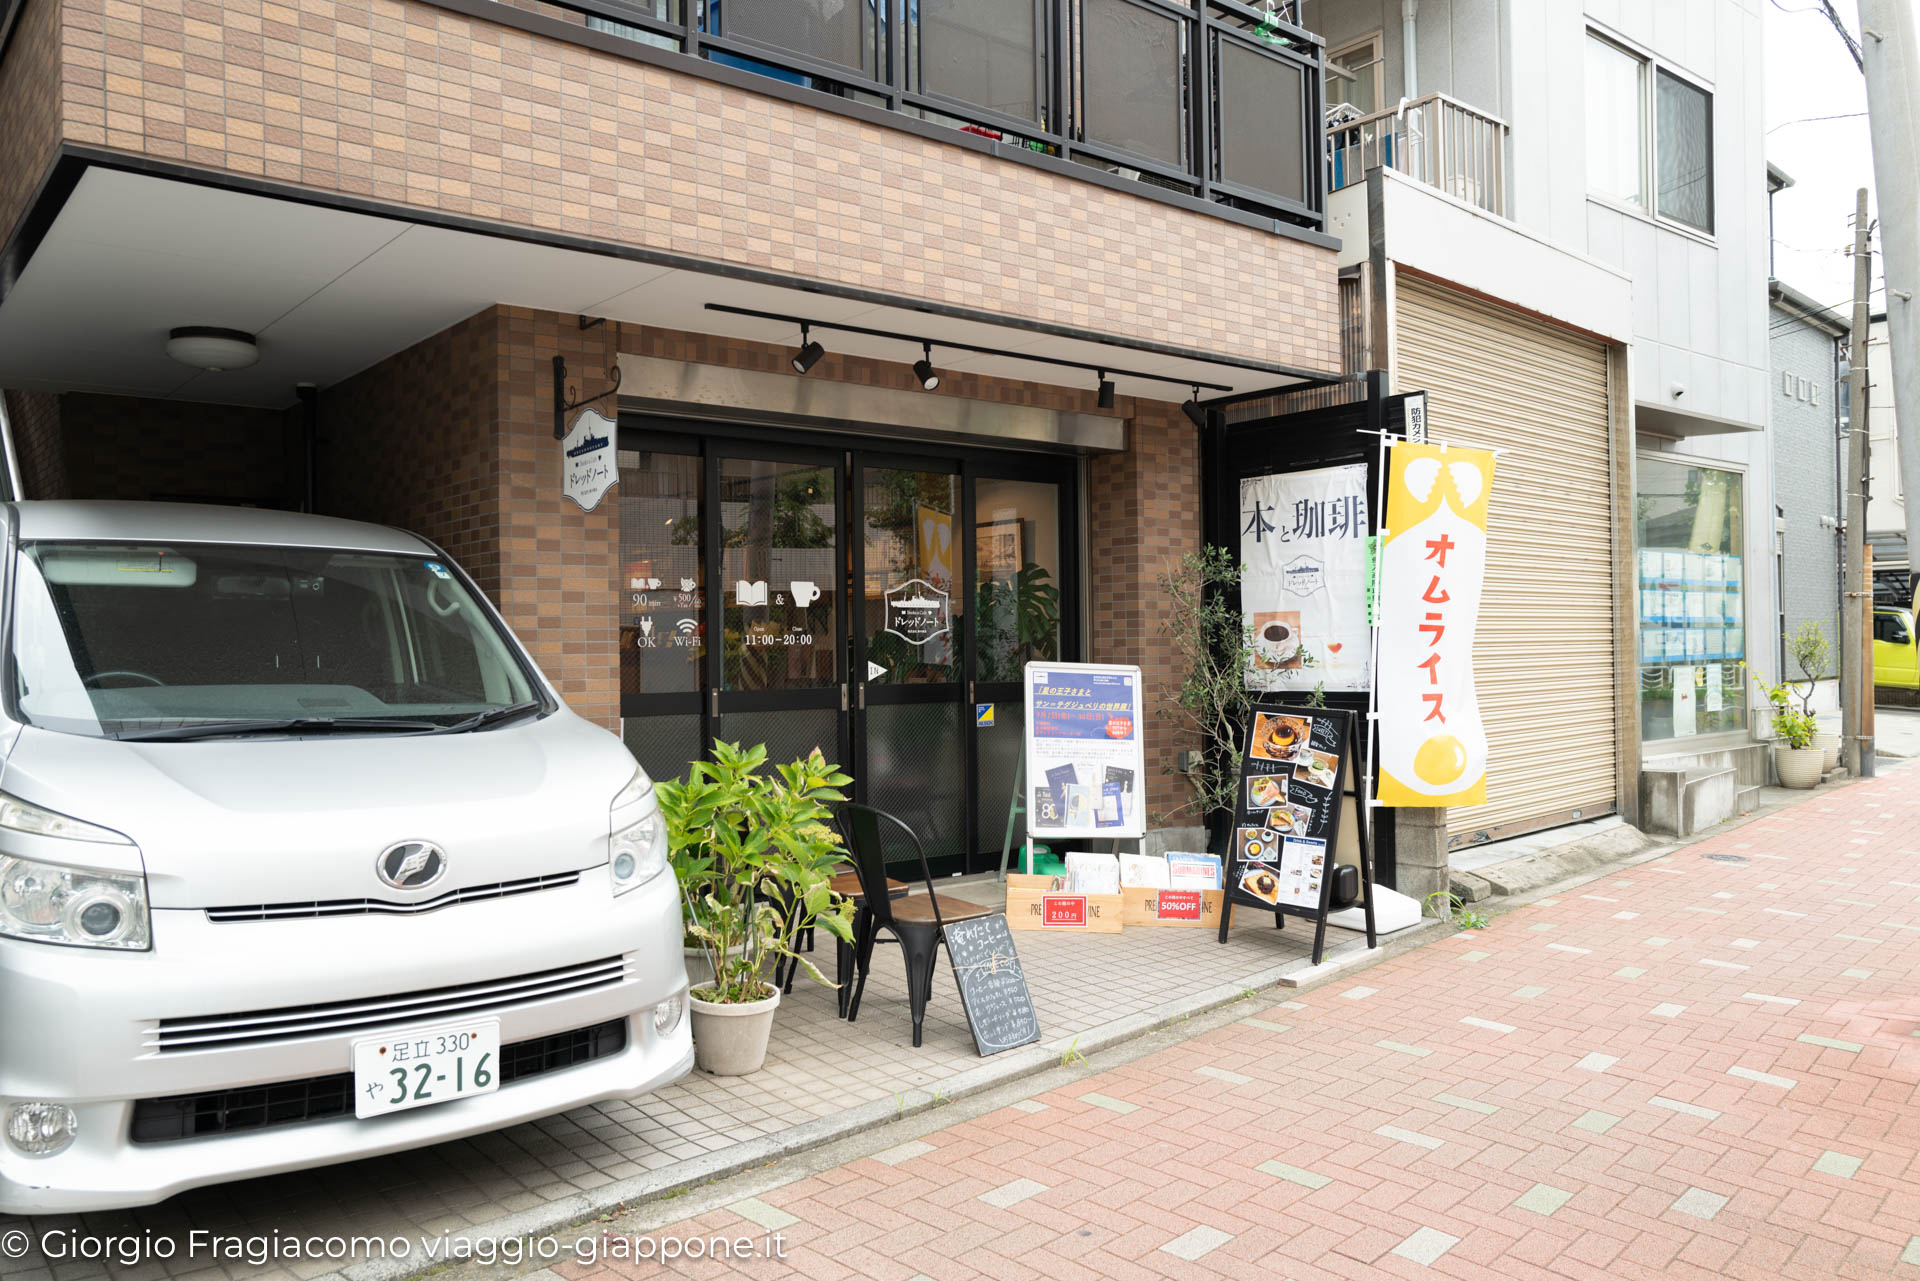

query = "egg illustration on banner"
[1375,442,1496,808]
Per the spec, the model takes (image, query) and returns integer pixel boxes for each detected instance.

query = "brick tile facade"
[1088,402,1202,824]
[54,393,296,503]
[36,0,1338,372]
[0,0,61,257]
[21,310,1203,811]
[2,388,65,498]
[321,303,622,729]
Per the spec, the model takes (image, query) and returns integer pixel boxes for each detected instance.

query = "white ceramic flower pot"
[1813,731,1841,772]
[1774,744,1825,790]
[688,984,781,1076]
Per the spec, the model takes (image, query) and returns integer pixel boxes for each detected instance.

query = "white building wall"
[1316,0,1770,429]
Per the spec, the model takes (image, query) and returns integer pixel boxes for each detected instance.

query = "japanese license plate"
[351,1020,500,1119]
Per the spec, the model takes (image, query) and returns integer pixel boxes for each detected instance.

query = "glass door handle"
[840,683,848,712]
[710,688,719,718]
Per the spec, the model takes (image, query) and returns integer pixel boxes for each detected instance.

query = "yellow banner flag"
[1376,443,1496,807]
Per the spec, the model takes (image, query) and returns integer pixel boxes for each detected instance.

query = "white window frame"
[1327,31,1385,117]
[1585,28,1716,240]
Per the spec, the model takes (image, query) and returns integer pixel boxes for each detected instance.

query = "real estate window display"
[1637,457,1747,741]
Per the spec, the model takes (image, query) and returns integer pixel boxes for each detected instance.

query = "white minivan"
[0,501,691,1214]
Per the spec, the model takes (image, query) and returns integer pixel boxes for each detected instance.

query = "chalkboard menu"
[944,914,1042,1056]
[1217,703,1377,965]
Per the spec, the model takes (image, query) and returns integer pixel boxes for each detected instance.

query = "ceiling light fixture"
[1182,386,1208,428]
[702,304,1255,399]
[167,327,259,373]
[913,343,941,392]
[790,324,825,375]
[1097,370,1115,409]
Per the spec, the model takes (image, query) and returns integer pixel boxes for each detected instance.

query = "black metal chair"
[835,803,995,1048]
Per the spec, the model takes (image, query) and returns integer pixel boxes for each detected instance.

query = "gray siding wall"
[1768,307,1842,677]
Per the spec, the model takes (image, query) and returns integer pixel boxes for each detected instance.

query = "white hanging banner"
[1376,442,1496,807]
[561,407,618,512]
[1240,463,1372,693]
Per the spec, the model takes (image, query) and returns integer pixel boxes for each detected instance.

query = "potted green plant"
[1752,672,1822,789]
[656,741,857,1075]
[1783,621,1840,770]
[1157,547,1257,853]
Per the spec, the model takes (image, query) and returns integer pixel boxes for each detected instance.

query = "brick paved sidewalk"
[544,768,1920,1281]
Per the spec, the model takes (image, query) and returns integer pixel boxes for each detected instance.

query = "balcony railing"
[1325,92,1509,218]
[491,0,1327,231]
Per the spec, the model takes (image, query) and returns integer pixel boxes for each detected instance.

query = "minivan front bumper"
[0,866,691,1214]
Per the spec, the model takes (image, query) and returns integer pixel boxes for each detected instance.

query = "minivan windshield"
[9,541,541,739]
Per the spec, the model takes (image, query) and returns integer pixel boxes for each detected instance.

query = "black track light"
[913,342,940,391]
[790,324,824,375]
[1182,386,1207,428]
[1097,370,1115,409]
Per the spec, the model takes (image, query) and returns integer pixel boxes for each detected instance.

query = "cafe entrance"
[616,420,1080,874]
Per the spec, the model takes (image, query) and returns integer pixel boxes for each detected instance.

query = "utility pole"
[1845,188,1874,778]
[1857,1,1920,606]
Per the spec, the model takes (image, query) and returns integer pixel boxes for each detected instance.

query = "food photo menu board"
[1218,702,1376,966]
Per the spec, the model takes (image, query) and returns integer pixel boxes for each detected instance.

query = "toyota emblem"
[376,841,447,891]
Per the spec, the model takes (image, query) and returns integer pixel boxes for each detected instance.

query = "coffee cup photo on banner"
[1024,663,1146,840]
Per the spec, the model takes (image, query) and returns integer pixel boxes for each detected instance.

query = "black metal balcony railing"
[512,0,1325,231]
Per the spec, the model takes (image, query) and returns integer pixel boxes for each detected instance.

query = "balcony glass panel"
[714,0,880,79]
[915,0,1042,123]
[585,0,679,52]
[1082,0,1184,168]
[1217,37,1303,202]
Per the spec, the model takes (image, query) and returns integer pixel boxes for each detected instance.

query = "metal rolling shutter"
[1394,276,1617,842]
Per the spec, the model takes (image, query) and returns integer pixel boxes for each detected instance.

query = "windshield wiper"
[438,700,544,734]
[116,717,449,742]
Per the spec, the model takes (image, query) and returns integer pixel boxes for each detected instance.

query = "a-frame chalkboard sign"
[1216,702,1378,966]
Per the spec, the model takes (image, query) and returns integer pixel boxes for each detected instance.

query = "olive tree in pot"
[1156,548,1324,853]
[1783,621,1840,770]
[657,741,857,1076]
[1752,672,1822,789]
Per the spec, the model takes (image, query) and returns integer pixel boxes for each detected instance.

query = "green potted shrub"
[656,741,857,1075]
[1752,672,1822,789]
[1783,621,1840,770]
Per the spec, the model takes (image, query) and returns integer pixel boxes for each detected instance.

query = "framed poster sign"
[1217,702,1376,965]
[1239,464,1372,694]
[1024,662,1146,839]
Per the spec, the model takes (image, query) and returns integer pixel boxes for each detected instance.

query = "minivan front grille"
[129,1018,629,1142]
[205,871,581,922]
[149,955,633,1052]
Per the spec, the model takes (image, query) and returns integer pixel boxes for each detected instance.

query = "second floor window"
[1584,32,1715,236]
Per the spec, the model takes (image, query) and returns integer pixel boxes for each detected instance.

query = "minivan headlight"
[0,854,151,950]
[609,766,665,898]
[0,791,133,844]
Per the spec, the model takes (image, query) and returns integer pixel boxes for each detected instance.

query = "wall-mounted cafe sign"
[562,407,617,512]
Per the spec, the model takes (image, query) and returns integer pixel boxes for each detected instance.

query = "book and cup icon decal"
[790,580,821,608]
[734,580,768,606]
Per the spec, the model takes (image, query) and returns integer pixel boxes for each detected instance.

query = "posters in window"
[1239,464,1371,693]
[1024,663,1146,839]
[1376,443,1495,808]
